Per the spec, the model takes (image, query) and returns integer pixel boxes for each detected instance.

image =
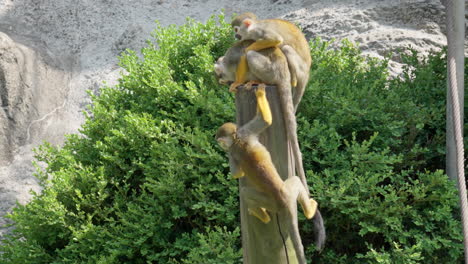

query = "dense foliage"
[0,14,464,263]
[301,40,464,263]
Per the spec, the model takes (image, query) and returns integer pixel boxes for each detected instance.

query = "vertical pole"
[446,0,465,182]
[445,0,468,263]
[235,86,301,264]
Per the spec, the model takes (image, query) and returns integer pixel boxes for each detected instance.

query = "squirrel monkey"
[215,85,325,263]
[230,13,311,191]
[230,12,312,111]
[230,12,296,93]
[214,40,257,88]
[214,39,309,197]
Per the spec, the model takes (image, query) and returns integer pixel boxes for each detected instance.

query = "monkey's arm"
[255,84,272,125]
[245,39,282,52]
[228,154,245,179]
[230,52,273,92]
[229,55,248,92]
[237,85,272,139]
[244,25,284,52]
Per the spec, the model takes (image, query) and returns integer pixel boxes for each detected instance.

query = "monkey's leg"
[285,177,326,251]
[285,178,326,252]
[231,39,281,92]
[284,176,317,219]
[281,45,308,111]
[245,49,277,85]
[280,45,300,89]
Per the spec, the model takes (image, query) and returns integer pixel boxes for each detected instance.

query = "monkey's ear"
[243,18,253,28]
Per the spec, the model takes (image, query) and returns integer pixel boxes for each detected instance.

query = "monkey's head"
[231,12,257,40]
[214,40,254,85]
[214,56,234,85]
[236,18,255,41]
[215,122,237,151]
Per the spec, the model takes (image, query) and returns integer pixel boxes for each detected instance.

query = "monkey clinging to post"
[214,14,325,262]
[215,85,324,264]
[215,37,308,201]
[229,13,312,194]
[214,33,325,241]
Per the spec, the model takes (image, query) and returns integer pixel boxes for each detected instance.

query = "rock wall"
[0,32,72,166]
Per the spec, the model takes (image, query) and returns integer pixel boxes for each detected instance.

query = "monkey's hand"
[232,170,245,179]
[244,80,262,90]
[229,82,243,92]
[231,54,249,92]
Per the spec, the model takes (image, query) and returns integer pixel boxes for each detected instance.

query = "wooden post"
[235,85,302,264]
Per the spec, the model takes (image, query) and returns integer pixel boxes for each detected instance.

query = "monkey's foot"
[229,82,243,92]
[303,198,318,219]
[248,207,271,224]
[244,80,262,90]
[291,76,298,87]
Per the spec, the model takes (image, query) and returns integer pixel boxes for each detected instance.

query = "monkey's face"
[214,56,235,85]
[236,18,252,40]
[231,12,257,39]
[233,26,242,40]
[215,123,237,151]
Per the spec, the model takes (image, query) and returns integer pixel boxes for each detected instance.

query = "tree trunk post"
[234,85,302,264]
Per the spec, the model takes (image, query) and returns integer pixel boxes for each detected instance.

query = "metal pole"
[446,0,465,181]
[445,0,468,262]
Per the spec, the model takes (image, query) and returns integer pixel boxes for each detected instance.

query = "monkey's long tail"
[312,209,326,251]
[277,82,308,193]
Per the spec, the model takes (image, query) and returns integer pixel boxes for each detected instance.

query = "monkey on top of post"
[225,12,311,193]
[213,12,326,257]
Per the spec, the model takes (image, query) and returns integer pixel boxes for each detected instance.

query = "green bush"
[0,14,240,264]
[0,14,463,263]
[301,40,463,263]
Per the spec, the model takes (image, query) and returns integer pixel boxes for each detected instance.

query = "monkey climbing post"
[234,85,302,264]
